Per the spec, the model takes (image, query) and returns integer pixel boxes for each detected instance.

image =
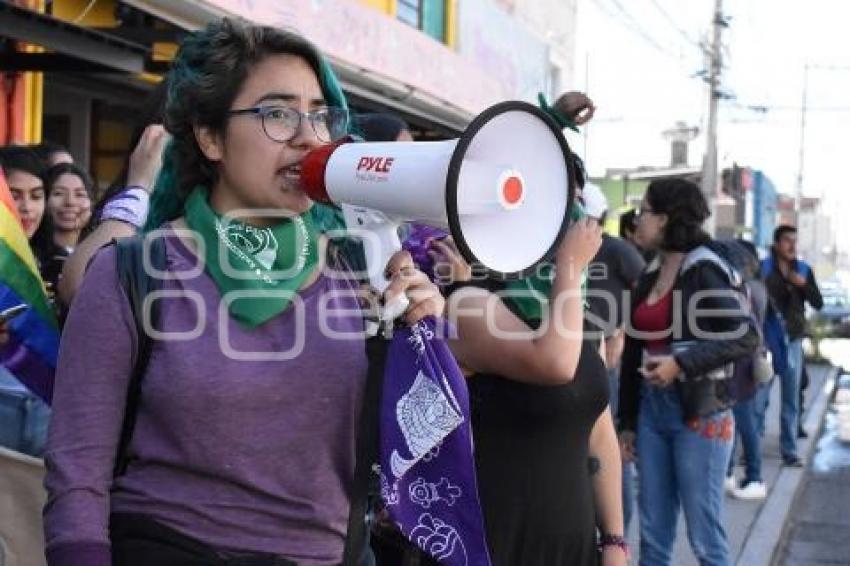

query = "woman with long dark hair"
[618,178,758,566]
[30,163,93,293]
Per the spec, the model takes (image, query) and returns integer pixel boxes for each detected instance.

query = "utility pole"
[796,63,809,223]
[701,0,724,236]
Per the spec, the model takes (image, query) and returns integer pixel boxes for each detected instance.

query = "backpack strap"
[342,333,387,565]
[113,235,166,477]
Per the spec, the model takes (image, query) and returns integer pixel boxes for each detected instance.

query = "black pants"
[110,513,296,566]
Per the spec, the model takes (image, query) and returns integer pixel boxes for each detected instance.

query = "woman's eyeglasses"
[227,106,349,143]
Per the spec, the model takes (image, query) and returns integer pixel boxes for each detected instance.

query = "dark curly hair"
[645,178,710,252]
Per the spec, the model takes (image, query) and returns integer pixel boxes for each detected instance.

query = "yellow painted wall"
[20,0,45,144]
[52,0,119,27]
[358,0,395,16]
[445,0,457,48]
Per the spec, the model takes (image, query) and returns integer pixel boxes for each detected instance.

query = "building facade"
[2,0,577,187]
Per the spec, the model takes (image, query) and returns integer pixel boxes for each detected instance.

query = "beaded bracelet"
[598,533,630,559]
[100,185,150,228]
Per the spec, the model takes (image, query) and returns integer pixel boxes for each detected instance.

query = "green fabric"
[0,243,57,328]
[538,92,579,133]
[503,203,587,326]
[423,0,447,42]
[183,187,319,327]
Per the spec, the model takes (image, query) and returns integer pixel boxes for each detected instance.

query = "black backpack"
[693,241,773,400]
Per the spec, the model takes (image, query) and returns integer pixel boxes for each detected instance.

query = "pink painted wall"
[204,0,510,114]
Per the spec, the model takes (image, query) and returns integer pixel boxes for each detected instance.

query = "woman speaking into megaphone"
[42,19,447,566]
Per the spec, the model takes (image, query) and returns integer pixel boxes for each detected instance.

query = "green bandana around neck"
[183,187,320,327]
[503,203,588,327]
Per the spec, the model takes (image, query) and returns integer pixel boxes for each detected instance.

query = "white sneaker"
[732,480,767,500]
[724,475,737,495]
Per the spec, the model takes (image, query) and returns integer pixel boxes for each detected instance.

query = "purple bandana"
[379,317,491,566]
[401,224,448,283]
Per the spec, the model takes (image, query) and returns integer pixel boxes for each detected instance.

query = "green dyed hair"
[144,18,348,233]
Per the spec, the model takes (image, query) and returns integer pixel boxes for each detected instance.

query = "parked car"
[812,289,850,338]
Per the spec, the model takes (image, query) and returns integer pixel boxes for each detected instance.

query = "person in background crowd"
[619,208,638,245]
[43,19,444,565]
[57,81,169,307]
[724,239,769,501]
[30,141,74,167]
[583,183,645,533]
[760,225,823,467]
[30,163,93,296]
[620,207,654,263]
[619,178,758,566]
[1,146,46,240]
[356,112,414,142]
[0,146,52,457]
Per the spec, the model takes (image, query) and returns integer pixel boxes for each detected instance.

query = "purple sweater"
[43,231,369,565]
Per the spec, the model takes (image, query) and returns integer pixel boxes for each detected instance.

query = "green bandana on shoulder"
[183,187,320,327]
[503,203,587,327]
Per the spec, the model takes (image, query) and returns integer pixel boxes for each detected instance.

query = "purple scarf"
[379,317,491,566]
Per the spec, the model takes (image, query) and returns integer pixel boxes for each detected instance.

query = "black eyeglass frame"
[226,105,349,143]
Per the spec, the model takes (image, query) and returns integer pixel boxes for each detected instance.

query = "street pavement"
[774,339,850,566]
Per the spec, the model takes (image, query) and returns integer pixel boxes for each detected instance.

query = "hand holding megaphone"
[383,250,447,326]
[300,101,577,320]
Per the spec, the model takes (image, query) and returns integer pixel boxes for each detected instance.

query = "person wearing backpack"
[41,19,445,566]
[721,240,770,500]
[760,225,823,467]
[618,179,758,566]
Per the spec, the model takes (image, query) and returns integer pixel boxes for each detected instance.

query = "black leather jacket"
[618,245,760,430]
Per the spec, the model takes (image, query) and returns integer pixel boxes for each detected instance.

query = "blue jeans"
[727,397,762,483]
[753,380,770,438]
[637,385,733,566]
[609,367,636,532]
[780,338,804,459]
[0,368,51,457]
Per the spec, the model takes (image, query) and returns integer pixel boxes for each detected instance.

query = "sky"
[570,0,850,253]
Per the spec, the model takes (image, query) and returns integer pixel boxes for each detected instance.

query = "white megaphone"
[300,101,576,320]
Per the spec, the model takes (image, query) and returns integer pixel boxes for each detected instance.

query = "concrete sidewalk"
[625,363,835,566]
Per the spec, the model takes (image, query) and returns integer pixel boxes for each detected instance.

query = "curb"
[735,365,839,566]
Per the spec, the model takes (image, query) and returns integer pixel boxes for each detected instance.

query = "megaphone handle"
[361,220,410,322]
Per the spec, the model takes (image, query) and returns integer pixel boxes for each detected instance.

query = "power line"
[732,103,850,113]
[646,0,705,52]
[588,0,676,59]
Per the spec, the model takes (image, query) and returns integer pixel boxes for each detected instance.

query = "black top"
[469,340,609,566]
[35,241,71,297]
[585,234,646,338]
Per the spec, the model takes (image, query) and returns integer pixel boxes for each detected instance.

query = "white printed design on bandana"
[225,223,279,270]
[391,371,463,479]
[406,321,435,356]
[409,477,463,509]
[410,513,468,565]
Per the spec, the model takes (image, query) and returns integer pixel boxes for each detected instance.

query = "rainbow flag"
[0,169,58,403]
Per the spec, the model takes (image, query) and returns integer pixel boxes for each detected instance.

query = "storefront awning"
[0,2,148,74]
